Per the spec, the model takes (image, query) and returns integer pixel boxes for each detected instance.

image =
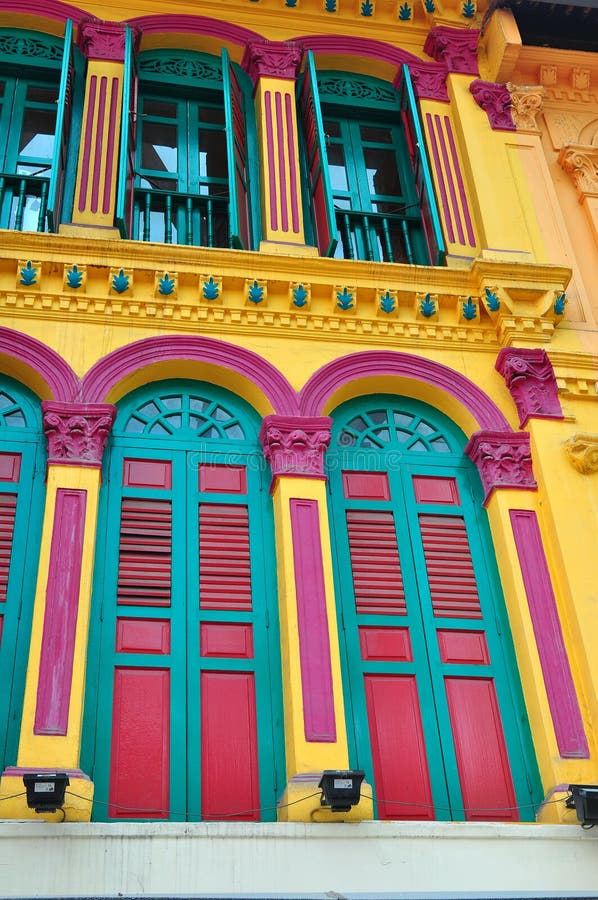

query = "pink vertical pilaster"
[509,509,589,758]
[496,348,563,428]
[34,489,87,735]
[290,499,336,742]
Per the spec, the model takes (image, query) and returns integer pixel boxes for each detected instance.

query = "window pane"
[326,144,348,192]
[19,108,56,160]
[360,125,393,143]
[143,100,177,119]
[25,85,58,105]
[364,148,402,197]
[198,128,228,182]
[142,123,178,174]
[202,107,225,126]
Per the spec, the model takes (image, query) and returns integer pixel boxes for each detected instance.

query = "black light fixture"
[318,769,365,813]
[23,772,69,814]
[566,784,598,827]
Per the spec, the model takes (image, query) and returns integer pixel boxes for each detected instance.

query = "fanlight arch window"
[84,380,284,822]
[327,395,541,822]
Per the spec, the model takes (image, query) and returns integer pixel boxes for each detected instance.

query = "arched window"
[299,55,445,264]
[0,25,78,232]
[121,48,256,250]
[327,395,541,821]
[0,377,45,772]
[83,381,284,821]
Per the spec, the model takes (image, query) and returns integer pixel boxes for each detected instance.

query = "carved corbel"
[558,144,598,199]
[259,415,332,481]
[564,434,598,474]
[42,402,117,467]
[465,430,536,503]
[506,83,545,133]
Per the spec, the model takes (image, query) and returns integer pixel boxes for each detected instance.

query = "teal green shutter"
[298,52,337,257]
[222,49,251,250]
[46,19,73,232]
[399,64,446,266]
[115,27,137,238]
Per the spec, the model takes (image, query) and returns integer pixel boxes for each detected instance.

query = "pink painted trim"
[299,351,511,432]
[0,0,89,24]
[285,93,300,234]
[290,499,336,742]
[0,327,78,401]
[435,114,464,246]
[293,34,423,68]
[275,92,288,233]
[81,335,299,414]
[425,113,454,244]
[103,77,119,215]
[445,116,476,248]
[91,76,107,214]
[78,73,97,213]
[265,91,277,231]
[34,489,87,736]
[3,766,90,779]
[126,15,260,46]
[510,509,589,759]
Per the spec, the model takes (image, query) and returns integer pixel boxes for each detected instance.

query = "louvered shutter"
[46,19,73,231]
[222,49,251,250]
[115,27,138,238]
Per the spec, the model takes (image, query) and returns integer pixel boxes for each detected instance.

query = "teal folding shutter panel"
[222,49,250,250]
[298,51,337,257]
[115,27,137,239]
[46,18,73,232]
[398,64,446,266]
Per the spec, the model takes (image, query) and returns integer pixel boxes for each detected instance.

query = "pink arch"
[0,0,89,24]
[292,34,426,68]
[81,335,299,414]
[299,351,512,432]
[0,327,79,401]
[127,15,260,46]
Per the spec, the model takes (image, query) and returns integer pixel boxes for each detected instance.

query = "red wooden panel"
[365,674,435,820]
[445,676,518,821]
[359,627,412,661]
[346,510,406,615]
[0,493,16,603]
[201,671,259,820]
[116,618,170,654]
[0,453,20,483]
[109,667,170,818]
[123,458,172,489]
[412,476,459,505]
[117,499,172,607]
[438,630,489,665]
[419,514,482,619]
[199,504,252,611]
[199,465,247,495]
[200,622,253,659]
[342,471,390,500]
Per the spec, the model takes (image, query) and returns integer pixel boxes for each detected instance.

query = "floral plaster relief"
[564,433,598,475]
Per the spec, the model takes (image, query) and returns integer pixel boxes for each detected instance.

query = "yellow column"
[63,21,127,237]
[0,402,115,821]
[260,415,373,822]
[243,43,315,256]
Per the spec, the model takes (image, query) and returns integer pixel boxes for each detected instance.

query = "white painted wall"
[0,821,597,897]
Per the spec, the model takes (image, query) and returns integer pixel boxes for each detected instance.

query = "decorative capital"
[506,83,545,132]
[495,348,563,428]
[259,415,332,480]
[564,433,598,475]
[470,80,515,131]
[242,42,302,84]
[405,63,449,102]
[424,26,479,76]
[465,430,536,503]
[558,143,598,198]
[77,20,128,62]
[42,402,117,467]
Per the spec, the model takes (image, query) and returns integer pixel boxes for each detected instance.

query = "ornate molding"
[564,433,598,474]
[407,63,449,102]
[506,83,545,132]
[470,80,515,131]
[242,42,302,83]
[496,348,563,428]
[465,431,536,503]
[42,402,117,466]
[424,27,479,76]
[558,143,598,198]
[77,20,127,62]
[259,415,332,479]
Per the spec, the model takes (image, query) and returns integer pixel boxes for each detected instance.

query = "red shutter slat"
[419,514,482,619]
[117,499,172,607]
[199,504,252,611]
[0,494,17,602]
[346,510,406,615]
